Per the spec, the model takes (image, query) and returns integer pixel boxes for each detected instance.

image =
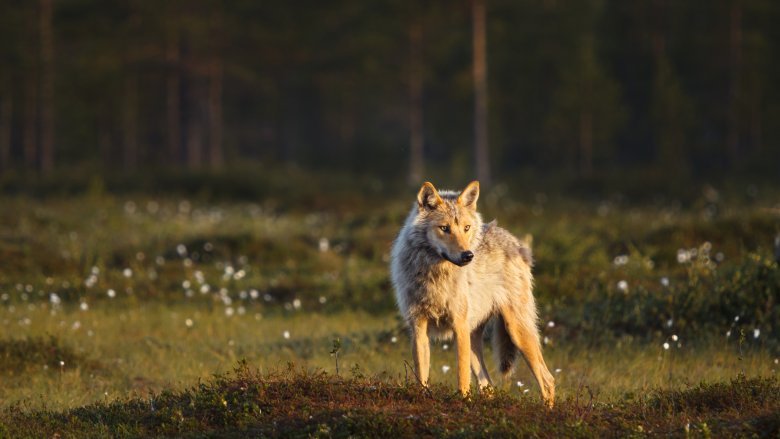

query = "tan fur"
[391,181,555,407]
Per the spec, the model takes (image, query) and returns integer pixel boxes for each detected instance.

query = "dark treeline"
[0,0,778,182]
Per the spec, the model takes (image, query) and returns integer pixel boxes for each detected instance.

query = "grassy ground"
[3,366,778,437]
[0,178,779,436]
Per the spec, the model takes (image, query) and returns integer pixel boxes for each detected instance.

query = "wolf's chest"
[412,268,468,321]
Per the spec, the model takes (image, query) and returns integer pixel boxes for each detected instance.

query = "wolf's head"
[415,181,482,267]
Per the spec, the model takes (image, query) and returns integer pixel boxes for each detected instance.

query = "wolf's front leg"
[412,317,430,386]
[453,320,472,396]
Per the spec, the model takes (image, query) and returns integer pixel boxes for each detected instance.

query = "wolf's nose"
[461,251,474,262]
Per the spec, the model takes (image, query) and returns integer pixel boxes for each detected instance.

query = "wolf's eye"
[464,225,471,232]
[439,225,450,233]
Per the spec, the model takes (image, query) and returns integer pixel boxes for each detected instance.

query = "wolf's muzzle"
[441,250,474,266]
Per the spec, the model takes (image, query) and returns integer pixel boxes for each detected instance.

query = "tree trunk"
[207,8,224,170]
[186,116,203,169]
[186,81,203,169]
[408,17,424,185]
[166,25,181,165]
[98,117,112,166]
[39,0,54,173]
[208,59,223,169]
[749,93,762,154]
[651,0,666,61]
[123,74,138,169]
[0,95,11,171]
[727,0,742,166]
[472,0,490,184]
[23,75,38,170]
[579,107,593,177]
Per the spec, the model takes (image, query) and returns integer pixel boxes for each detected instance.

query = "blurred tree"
[0,4,15,172]
[408,3,424,184]
[39,0,55,173]
[651,57,694,176]
[545,20,625,177]
[165,2,183,165]
[207,4,224,170]
[0,6,12,171]
[472,0,490,184]
[0,96,9,171]
[650,0,694,176]
[0,0,778,179]
[22,2,39,170]
[120,3,143,171]
[726,0,742,167]
[740,1,770,160]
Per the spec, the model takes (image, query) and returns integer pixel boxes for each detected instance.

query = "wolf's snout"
[461,251,474,264]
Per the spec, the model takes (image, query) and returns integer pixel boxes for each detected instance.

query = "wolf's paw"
[479,385,497,399]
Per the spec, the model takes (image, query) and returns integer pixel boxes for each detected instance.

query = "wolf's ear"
[457,181,480,209]
[417,182,442,210]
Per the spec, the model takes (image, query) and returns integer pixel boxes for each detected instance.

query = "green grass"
[0,179,778,436]
[0,304,775,413]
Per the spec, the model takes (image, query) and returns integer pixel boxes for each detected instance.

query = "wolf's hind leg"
[470,324,492,390]
[411,317,430,386]
[500,305,555,408]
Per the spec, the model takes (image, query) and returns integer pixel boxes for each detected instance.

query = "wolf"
[390,181,555,406]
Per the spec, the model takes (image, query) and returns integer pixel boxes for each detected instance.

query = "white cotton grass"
[441,365,450,374]
[613,254,629,266]
[617,280,629,293]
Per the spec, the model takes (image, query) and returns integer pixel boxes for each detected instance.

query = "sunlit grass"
[1,304,776,412]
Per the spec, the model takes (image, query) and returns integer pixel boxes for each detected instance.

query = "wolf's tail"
[492,314,518,376]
